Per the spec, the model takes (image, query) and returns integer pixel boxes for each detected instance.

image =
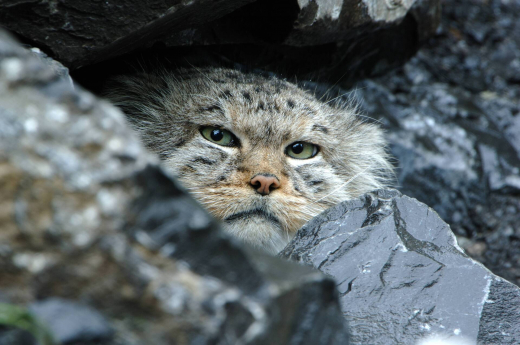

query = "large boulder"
[0,30,349,345]
[0,0,440,83]
[281,189,520,345]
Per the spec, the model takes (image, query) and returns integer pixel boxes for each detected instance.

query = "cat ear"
[103,73,168,125]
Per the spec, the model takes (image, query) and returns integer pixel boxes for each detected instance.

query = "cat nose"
[250,174,281,195]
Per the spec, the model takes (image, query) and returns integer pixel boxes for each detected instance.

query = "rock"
[0,30,349,345]
[29,298,113,344]
[0,0,256,69]
[0,0,440,84]
[280,189,520,345]
[297,0,520,287]
[351,0,520,286]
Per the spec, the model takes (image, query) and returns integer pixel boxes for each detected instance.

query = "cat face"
[107,68,392,254]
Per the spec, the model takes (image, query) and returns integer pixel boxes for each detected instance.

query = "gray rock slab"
[349,0,520,286]
[281,189,520,345]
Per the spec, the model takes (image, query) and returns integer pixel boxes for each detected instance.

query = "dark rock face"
[0,31,349,345]
[281,189,520,345]
[0,0,440,84]
[0,0,256,69]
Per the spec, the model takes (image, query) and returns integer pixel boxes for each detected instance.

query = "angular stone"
[0,30,349,345]
[281,189,520,345]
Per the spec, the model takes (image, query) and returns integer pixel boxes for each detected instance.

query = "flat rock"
[281,189,520,345]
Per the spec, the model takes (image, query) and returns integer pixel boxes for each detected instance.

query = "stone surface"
[0,0,255,69]
[0,0,440,84]
[356,0,520,287]
[299,0,520,287]
[281,189,520,345]
[0,30,349,345]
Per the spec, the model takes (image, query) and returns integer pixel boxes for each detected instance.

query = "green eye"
[200,127,236,146]
[286,142,319,159]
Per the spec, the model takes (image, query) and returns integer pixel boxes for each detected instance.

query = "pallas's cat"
[107,68,393,254]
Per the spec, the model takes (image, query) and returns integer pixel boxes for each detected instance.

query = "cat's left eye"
[286,142,319,159]
[200,127,237,147]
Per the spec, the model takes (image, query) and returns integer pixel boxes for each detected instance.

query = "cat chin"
[221,216,294,255]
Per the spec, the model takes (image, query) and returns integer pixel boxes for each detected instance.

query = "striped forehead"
[221,86,326,143]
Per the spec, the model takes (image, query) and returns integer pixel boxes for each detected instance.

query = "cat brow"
[311,124,329,134]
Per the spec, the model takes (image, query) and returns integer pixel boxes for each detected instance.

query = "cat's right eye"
[200,127,237,147]
[286,142,319,159]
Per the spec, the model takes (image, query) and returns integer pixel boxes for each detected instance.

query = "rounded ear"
[103,72,168,125]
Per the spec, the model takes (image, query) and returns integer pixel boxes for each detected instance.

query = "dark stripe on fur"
[242,92,252,103]
[199,105,223,114]
[191,157,217,165]
[312,124,329,134]
[219,90,233,100]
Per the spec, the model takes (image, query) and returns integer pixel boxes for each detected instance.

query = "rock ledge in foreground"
[281,189,520,345]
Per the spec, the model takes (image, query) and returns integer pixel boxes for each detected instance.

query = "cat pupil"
[292,143,303,154]
[211,129,224,141]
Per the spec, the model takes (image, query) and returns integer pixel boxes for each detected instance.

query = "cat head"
[106,68,393,254]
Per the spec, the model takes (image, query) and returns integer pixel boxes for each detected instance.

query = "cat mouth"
[224,208,280,225]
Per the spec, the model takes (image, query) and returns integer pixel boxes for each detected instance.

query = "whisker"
[310,164,373,205]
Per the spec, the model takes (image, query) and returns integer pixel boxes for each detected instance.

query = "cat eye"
[286,142,319,159]
[200,126,237,147]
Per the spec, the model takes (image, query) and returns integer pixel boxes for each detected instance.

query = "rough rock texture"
[281,189,520,345]
[0,31,349,345]
[356,0,520,287]
[300,0,520,287]
[0,0,255,69]
[0,0,440,83]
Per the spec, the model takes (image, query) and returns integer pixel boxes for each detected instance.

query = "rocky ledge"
[0,0,440,85]
[281,189,520,345]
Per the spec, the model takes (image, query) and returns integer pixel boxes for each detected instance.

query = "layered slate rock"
[0,0,440,83]
[281,189,520,345]
[0,30,349,345]
[352,0,520,286]
[297,0,520,287]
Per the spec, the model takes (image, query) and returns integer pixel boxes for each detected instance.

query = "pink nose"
[250,174,281,195]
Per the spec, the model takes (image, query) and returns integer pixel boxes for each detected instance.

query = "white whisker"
[311,164,373,204]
